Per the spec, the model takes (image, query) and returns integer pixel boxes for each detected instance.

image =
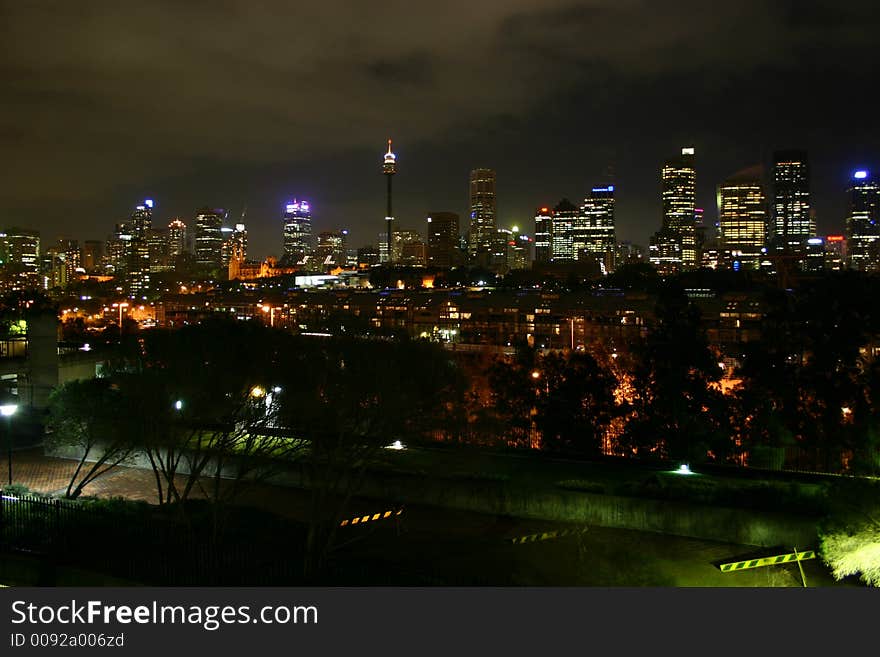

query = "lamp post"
[1,401,19,487]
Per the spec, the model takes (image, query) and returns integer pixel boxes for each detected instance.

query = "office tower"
[550,198,577,262]
[534,206,552,264]
[357,245,380,267]
[846,170,880,271]
[130,199,153,237]
[55,239,81,282]
[649,230,682,276]
[316,230,348,268]
[393,229,425,266]
[510,233,532,270]
[383,139,397,264]
[378,231,390,264]
[282,200,312,266]
[167,219,187,259]
[487,228,514,274]
[576,185,616,274]
[717,166,768,270]
[661,147,697,270]
[771,150,813,246]
[0,228,41,291]
[104,236,130,277]
[824,235,847,270]
[127,238,151,298]
[616,241,644,266]
[195,207,225,269]
[426,212,461,268]
[81,240,103,272]
[468,168,497,259]
[42,246,68,290]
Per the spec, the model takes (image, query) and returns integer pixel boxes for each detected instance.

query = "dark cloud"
[1,0,877,255]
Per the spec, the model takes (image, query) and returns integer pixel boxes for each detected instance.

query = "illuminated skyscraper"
[846,170,880,271]
[771,150,813,246]
[576,185,616,273]
[0,228,41,291]
[195,207,225,269]
[717,166,767,270]
[661,147,697,269]
[468,168,497,259]
[130,199,154,237]
[383,139,397,264]
[167,219,187,259]
[426,212,460,268]
[393,229,425,266]
[316,230,348,268]
[550,199,577,262]
[282,200,312,265]
[534,206,552,264]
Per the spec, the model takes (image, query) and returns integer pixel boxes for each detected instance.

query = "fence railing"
[0,493,308,585]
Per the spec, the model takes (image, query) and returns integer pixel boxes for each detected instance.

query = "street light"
[1,400,18,487]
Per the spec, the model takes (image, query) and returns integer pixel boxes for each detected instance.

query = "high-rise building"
[648,229,682,276]
[146,229,170,273]
[426,213,461,269]
[1,228,41,291]
[316,230,348,268]
[383,139,397,264]
[717,166,768,270]
[575,185,616,274]
[510,233,532,271]
[282,200,312,266]
[130,199,154,237]
[468,168,497,259]
[534,206,552,264]
[550,199,578,262]
[127,237,151,298]
[81,240,103,272]
[846,170,880,271]
[167,219,187,260]
[771,150,813,246]
[357,245,380,267]
[195,207,225,270]
[393,229,425,266]
[661,147,697,270]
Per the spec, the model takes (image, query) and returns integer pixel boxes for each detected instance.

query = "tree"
[820,521,880,587]
[622,286,729,462]
[276,336,465,579]
[46,378,135,499]
[533,351,618,456]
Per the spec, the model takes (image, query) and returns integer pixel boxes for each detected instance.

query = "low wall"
[47,445,820,548]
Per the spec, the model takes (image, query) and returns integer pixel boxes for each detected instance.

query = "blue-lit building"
[846,170,880,271]
[282,200,313,266]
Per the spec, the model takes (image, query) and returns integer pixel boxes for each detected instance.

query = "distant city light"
[174,400,183,411]
[807,238,824,245]
[250,386,266,398]
[144,199,154,208]
[681,147,695,156]
[676,464,693,475]
[385,440,405,450]
[854,170,868,179]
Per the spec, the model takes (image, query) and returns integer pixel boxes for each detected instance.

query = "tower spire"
[382,138,397,264]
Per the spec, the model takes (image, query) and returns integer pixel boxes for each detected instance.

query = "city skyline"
[2,2,878,258]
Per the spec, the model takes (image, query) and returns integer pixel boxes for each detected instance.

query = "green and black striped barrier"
[719,549,815,572]
[508,527,589,545]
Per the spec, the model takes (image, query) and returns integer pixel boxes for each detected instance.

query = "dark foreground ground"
[0,448,853,587]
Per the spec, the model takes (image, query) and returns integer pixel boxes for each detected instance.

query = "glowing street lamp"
[250,386,266,399]
[174,400,183,411]
[1,400,18,487]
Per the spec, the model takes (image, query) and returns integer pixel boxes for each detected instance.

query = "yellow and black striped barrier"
[339,508,403,528]
[508,527,589,545]
[719,549,815,572]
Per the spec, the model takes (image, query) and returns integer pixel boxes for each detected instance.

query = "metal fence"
[0,493,308,585]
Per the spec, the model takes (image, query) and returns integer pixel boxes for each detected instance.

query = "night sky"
[2,0,879,259]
